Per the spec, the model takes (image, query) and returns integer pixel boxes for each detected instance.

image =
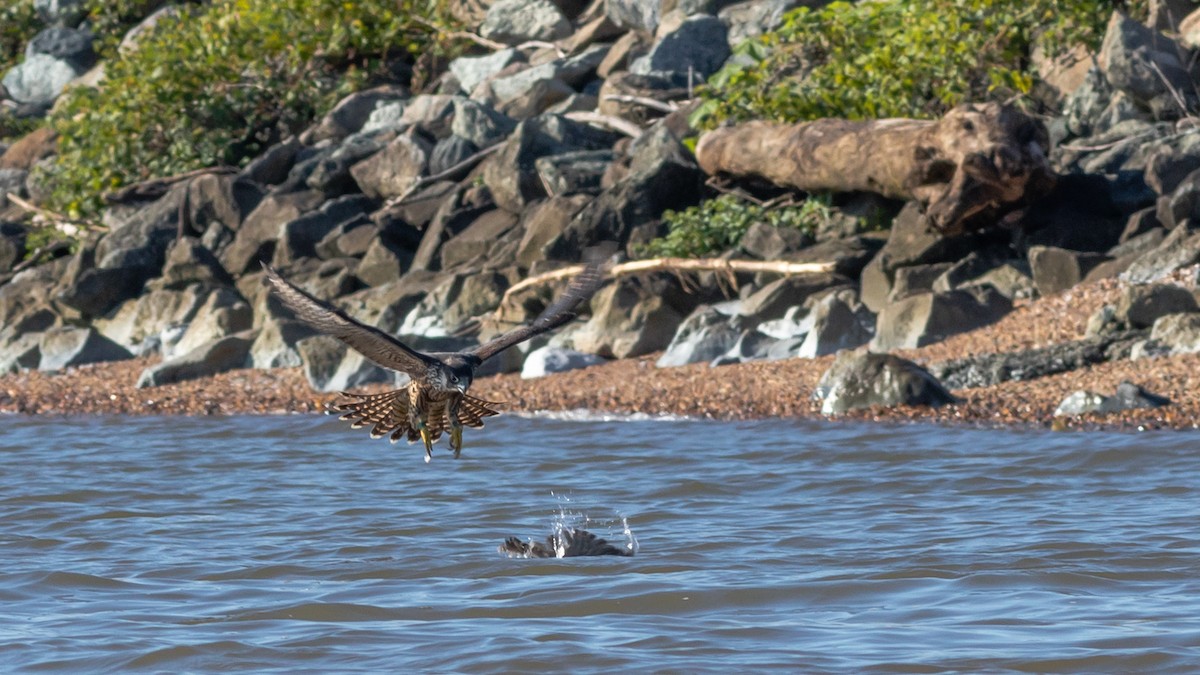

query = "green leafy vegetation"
[639,194,831,258]
[693,0,1148,129]
[43,0,459,217]
[0,0,39,76]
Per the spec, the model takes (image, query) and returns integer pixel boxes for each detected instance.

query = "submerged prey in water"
[499,527,634,558]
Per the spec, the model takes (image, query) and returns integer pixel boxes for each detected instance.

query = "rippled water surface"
[3,414,1200,672]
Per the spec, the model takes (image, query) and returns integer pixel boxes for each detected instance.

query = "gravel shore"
[3,275,1199,431]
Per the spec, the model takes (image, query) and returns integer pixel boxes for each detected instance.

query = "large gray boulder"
[871,286,1012,351]
[137,332,257,389]
[797,289,874,358]
[452,99,518,147]
[1054,381,1171,416]
[349,130,432,199]
[27,26,95,72]
[249,316,315,369]
[546,123,707,258]
[1147,311,1200,354]
[1028,245,1109,296]
[815,350,957,415]
[571,272,701,358]
[1100,11,1194,117]
[271,195,377,267]
[482,114,621,214]
[296,334,395,393]
[606,0,663,32]
[1121,226,1200,283]
[656,305,744,367]
[480,0,572,44]
[93,285,212,354]
[221,190,325,275]
[167,288,253,359]
[630,16,730,81]
[1112,282,1198,329]
[303,85,410,145]
[739,274,850,325]
[521,345,606,378]
[2,54,78,105]
[450,49,525,96]
[38,327,132,371]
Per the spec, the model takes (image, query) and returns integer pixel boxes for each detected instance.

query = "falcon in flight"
[263,262,605,462]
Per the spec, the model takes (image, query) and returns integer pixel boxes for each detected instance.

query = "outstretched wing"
[263,264,436,376]
[469,260,608,363]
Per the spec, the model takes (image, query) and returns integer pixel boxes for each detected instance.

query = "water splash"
[500,493,638,558]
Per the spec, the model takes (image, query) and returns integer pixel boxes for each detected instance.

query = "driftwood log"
[695,102,1056,234]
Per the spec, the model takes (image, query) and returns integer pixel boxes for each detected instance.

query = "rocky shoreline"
[3,269,1198,432]
[4,6,1200,432]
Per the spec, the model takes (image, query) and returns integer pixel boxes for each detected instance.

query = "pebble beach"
[4,273,1198,432]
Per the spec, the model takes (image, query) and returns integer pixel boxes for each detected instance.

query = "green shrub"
[0,0,39,75]
[44,0,458,217]
[693,0,1147,128]
[639,194,830,258]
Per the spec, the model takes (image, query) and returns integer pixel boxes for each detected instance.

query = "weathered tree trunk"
[695,102,1056,234]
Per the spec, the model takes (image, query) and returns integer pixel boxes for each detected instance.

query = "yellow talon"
[450,426,463,459]
[419,425,433,463]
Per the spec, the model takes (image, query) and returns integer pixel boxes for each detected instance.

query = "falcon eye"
[450,374,459,383]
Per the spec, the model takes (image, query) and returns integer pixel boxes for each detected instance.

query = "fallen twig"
[502,257,837,301]
[563,111,643,138]
[6,193,104,234]
[601,94,679,114]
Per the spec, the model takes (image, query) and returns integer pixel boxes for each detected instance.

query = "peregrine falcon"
[263,262,605,461]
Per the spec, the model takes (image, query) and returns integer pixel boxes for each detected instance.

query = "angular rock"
[1149,311,1200,354]
[815,350,957,415]
[719,0,798,47]
[221,189,324,274]
[451,48,525,96]
[2,54,78,105]
[452,99,518,147]
[570,272,702,359]
[249,314,315,369]
[1122,226,1200,283]
[27,26,95,72]
[168,289,253,359]
[656,305,743,367]
[356,238,411,287]
[521,345,606,378]
[271,195,377,267]
[739,221,810,260]
[296,334,394,393]
[1099,12,1194,117]
[630,15,730,81]
[137,332,256,388]
[38,326,132,371]
[440,209,519,271]
[304,85,410,144]
[305,133,388,195]
[155,237,234,290]
[349,130,432,199]
[497,77,575,119]
[546,123,706,258]
[889,263,956,302]
[1054,381,1171,416]
[871,286,1012,351]
[240,136,303,187]
[1028,245,1109,296]
[429,135,479,176]
[739,273,849,325]
[515,195,591,268]
[485,44,609,108]
[606,0,662,32]
[1113,282,1198,329]
[797,289,874,358]
[482,114,621,214]
[56,265,145,319]
[480,0,572,45]
[535,149,613,196]
[93,285,211,354]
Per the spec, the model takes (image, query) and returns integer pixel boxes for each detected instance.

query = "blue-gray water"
[2,414,1199,672]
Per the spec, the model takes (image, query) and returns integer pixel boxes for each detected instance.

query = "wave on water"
[512,408,691,423]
